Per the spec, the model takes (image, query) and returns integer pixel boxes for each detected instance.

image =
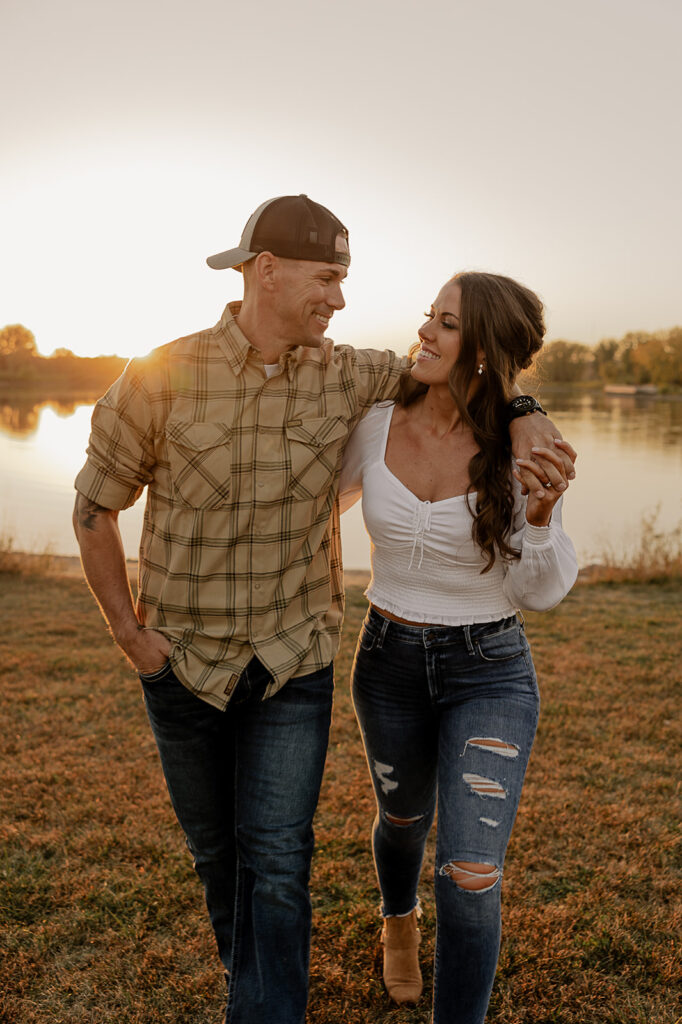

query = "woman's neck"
[411,387,464,439]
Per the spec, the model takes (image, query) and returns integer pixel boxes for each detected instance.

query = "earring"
[477,363,485,376]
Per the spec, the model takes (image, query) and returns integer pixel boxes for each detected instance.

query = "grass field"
[1,569,680,1023]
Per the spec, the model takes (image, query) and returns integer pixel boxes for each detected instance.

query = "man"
[73,195,570,1023]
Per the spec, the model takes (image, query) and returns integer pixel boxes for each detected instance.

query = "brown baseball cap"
[206,194,350,271]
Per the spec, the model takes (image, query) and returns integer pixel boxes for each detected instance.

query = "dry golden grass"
[583,509,682,584]
[1,571,680,1023]
[0,532,55,576]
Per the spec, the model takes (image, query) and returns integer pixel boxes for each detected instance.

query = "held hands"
[509,411,576,489]
[508,409,577,525]
[513,443,576,526]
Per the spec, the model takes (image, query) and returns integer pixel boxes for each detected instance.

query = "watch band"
[506,395,547,423]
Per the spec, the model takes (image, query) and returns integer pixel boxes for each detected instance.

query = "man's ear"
[253,251,278,292]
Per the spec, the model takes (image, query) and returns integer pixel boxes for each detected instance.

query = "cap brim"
[206,247,257,271]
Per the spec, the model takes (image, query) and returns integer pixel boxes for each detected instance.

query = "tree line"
[536,327,682,387]
[0,324,126,393]
[2,321,681,392]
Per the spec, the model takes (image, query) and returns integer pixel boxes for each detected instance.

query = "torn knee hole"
[464,737,519,758]
[441,860,501,892]
[385,812,424,827]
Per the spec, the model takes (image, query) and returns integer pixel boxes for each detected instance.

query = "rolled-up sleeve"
[74,360,157,510]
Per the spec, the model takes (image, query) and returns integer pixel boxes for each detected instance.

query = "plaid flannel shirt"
[75,302,406,709]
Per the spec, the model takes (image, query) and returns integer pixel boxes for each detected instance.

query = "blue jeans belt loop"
[376,614,390,650]
[463,623,475,655]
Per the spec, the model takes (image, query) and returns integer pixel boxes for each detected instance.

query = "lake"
[0,388,680,569]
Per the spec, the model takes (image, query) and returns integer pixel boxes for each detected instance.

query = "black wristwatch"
[506,395,547,424]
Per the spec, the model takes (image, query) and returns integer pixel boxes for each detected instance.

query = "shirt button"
[254,583,261,590]
[257,482,265,489]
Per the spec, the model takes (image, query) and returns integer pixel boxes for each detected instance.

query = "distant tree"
[538,340,593,382]
[592,329,682,388]
[0,324,38,358]
[631,329,682,387]
[0,326,125,393]
[665,328,682,387]
[615,332,653,383]
[593,339,620,382]
[631,336,662,384]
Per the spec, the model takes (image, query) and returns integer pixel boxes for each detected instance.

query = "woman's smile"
[415,344,441,362]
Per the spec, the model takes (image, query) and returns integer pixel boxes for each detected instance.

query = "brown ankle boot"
[381,909,423,1004]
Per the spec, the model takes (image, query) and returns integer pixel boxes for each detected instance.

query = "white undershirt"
[339,402,578,625]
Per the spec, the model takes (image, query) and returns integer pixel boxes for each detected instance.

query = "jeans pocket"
[138,659,173,682]
[474,624,527,662]
[359,621,381,652]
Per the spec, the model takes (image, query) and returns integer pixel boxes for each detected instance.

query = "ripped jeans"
[351,607,540,1024]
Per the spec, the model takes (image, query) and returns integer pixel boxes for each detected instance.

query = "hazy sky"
[2,0,680,358]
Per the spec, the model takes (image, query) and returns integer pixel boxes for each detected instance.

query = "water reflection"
[3,389,680,446]
[0,390,680,567]
[542,388,682,448]
[0,398,93,439]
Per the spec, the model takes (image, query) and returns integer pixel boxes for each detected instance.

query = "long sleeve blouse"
[339,402,578,625]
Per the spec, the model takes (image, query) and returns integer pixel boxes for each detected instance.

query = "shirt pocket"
[285,416,348,501]
[165,420,232,509]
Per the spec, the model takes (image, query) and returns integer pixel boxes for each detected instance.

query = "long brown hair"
[397,271,546,572]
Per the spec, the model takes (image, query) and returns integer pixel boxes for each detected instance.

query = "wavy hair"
[397,271,546,572]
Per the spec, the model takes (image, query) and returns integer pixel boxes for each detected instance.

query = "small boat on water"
[603,384,659,395]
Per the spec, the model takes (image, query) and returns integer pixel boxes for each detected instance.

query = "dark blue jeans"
[351,609,540,1024]
[140,657,334,1024]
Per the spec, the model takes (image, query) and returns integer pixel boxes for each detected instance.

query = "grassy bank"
[1,572,680,1023]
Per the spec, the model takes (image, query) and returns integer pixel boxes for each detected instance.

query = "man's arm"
[356,353,576,495]
[73,492,171,674]
[507,389,576,498]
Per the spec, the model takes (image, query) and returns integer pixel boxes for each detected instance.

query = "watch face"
[508,396,543,420]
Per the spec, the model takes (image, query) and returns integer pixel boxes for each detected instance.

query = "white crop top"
[339,402,578,625]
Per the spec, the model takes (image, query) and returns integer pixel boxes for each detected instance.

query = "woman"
[339,271,578,1023]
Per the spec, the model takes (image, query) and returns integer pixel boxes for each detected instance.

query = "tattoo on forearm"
[75,494,108,531]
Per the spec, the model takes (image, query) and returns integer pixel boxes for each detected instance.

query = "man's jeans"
[351,609,539,1024]
[140,657,334,1024]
